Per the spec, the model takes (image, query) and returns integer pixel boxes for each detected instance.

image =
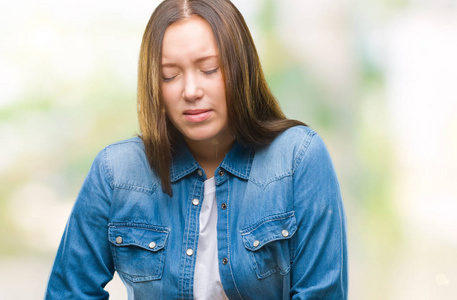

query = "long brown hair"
[138,0,306,195]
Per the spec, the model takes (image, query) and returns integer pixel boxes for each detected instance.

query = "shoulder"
[270,125,316,156]
[97,136,159,194]
[254,125,319,165]
[103,136,145,162]
[275,126,331,171]
[250,125,323,185]
[273,125,316,143]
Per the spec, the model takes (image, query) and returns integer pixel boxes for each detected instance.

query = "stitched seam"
[292,129,315,173]
[187,179,199,297]
[110,242,165,251]
[171,165,197,182]
[113,183,158,194]
[108,222,170,232]
[156,248,164,279]
[102,148,114,190]
[220,147,254,180]
[240,211,295,234]
[227,177,244,300]
[180,179,197,298]
[280,265,291,275]
[250,251,262,278]
[111,238,166,282]
[188,179,203,298]
[249,170,293,189]
[110,242,118,272]
[244,230,296,251]
[117,270,160,283]
[257,265,277,278]
[222,165,249,179]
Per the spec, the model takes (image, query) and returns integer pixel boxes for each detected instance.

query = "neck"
[184,131,234,177]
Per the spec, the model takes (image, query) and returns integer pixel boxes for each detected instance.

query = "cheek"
[213,77,226,105]
[161,87,179,112]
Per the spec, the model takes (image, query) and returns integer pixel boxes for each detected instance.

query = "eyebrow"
[161,55,219,68]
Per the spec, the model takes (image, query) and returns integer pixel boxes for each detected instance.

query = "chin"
[185,134,218,142]
[182,128,223,143]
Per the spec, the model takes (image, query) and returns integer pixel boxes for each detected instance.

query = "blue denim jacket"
[46,126,348,299]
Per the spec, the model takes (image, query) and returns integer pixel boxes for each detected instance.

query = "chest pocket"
[108,223,170,283]
[241,211,297,279]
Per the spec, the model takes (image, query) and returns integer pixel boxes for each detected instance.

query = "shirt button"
[218,169,225,177]
[197,169,203,176]
[253,240,260,247]
[221,203,227,210]
[192,198,199,206]
[281,229,289,237]
[186,248,194,256]
[149,242,156,249]
[116,236,123,244]
[222,257,228,265]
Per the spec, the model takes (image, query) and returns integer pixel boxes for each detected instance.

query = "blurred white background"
[1,0,456,299]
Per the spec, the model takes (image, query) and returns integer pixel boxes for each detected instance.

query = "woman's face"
[161,16,230,146]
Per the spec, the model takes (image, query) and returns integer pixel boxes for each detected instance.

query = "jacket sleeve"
[45,149,115,299]
[290,132,348,299]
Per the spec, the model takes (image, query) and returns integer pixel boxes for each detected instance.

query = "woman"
[46,0,348,299]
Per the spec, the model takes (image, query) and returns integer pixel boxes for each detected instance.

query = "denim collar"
[170,140,255,182]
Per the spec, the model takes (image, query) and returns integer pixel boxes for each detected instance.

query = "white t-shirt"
[193,177,229,300]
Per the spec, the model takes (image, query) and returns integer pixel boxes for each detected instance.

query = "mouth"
[183,109,212,123]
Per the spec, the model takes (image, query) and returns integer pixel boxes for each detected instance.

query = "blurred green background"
[1,0,456,299]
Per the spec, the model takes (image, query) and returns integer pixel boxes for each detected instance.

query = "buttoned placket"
[215,168,230,269]
[171,141,254,300]
[213,167,244,300]
[178,170,205,299]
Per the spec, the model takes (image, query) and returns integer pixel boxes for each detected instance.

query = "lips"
[183,109,212,123]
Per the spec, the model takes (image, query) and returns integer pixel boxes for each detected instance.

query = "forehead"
[161,15,219,63]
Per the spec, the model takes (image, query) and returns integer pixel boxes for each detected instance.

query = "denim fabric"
[45,126,348,299]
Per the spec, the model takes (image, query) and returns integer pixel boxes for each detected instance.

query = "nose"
[183,73,203,101]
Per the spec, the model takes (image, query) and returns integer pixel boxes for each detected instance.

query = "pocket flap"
[240,211,297,251]
[108,223,169,252]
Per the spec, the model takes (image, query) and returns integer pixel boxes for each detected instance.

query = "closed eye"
[203,68,219,75]
[162,75,176,82]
